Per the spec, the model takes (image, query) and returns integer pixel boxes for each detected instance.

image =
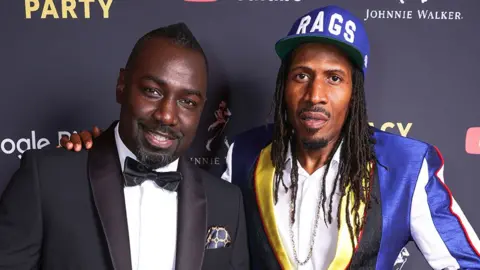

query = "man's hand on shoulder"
[57,126,102,152]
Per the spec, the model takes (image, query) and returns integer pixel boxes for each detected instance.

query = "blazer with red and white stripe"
[226,124,480,270]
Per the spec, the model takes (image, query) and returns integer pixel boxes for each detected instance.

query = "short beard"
[134,124,182,169]
[301,137,329,150]
[135,147,178,169]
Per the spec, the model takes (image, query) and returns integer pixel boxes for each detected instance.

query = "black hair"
[270,49,377,250]
[125,22,208,70]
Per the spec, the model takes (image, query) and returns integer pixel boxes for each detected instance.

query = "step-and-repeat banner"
[1,0,479,268]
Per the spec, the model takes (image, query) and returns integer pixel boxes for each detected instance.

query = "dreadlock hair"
[270,49,377,251]
[125,22,208,71]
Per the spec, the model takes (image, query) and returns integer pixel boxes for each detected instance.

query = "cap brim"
[275,35,364,70]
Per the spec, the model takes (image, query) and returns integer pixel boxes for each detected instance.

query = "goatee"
[135,147,178,169]
[301,138,329,151]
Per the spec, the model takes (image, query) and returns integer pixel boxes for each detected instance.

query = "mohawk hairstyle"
[125,22,208,70]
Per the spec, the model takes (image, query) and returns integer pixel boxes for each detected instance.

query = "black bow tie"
[122,157,182,192]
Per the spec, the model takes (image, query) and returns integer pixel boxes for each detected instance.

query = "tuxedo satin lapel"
[174,157,207,270]
[349,165,383,269]
[88,122,132,270]
[254,144,294,269]
[328,163,373,270]
[235,152,282,270]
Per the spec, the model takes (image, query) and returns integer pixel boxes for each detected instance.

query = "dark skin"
[59,37,207,167]
[285,43,353,174]
[61,42,351,174]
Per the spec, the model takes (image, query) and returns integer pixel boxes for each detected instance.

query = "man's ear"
[116,68,127,104]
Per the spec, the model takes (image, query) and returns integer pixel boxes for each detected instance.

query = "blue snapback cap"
[275,5,370,76]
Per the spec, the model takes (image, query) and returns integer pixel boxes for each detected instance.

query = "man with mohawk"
[59,5,480,270]
[0,23,249,270]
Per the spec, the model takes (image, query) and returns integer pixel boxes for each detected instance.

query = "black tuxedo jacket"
[0,123,249,270]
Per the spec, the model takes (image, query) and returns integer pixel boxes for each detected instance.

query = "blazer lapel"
[328,162,381,270]
[252,144,293,269]
[174,157,207,270]
[88,122,132,270]
[348,165,383,269]
[231,143,282,270]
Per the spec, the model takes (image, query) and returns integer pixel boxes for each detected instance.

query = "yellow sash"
[254,143,371,270]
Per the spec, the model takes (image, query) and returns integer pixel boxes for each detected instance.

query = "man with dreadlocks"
[221,5,480,270]
[59,5,480,270]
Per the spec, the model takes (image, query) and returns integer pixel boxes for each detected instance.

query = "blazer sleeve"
[410,145,480,270]
[0,150,43,269]
[230,187,250,269]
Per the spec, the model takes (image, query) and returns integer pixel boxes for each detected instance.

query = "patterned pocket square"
[205,226,231,249]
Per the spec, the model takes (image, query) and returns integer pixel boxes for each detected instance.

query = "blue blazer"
[228,124,480,270]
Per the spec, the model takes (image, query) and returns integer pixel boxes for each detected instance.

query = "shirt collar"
[284,139,343,176]
[114,122,179,173]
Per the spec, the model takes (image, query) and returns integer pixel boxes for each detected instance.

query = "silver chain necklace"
[288,182,324,266]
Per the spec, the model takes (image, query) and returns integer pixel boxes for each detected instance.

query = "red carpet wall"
[1,0,479,269]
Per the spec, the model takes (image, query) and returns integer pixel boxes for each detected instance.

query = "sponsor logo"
[466,127,480,154]
[185,0,302,2]
[237,0,301,3]
[205,100,231,152]
[394,247,410,270]
[189,156,223,166]
[190,100,232,166]
[364,0,463,21]
[368,122,413,137]
[1,130,76,159]
[25,0,113,19]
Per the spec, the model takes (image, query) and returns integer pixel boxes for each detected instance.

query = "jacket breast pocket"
[202,247,233,269]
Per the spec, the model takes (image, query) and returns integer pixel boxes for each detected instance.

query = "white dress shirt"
[222,142,342,270]
[114,123,179,270]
